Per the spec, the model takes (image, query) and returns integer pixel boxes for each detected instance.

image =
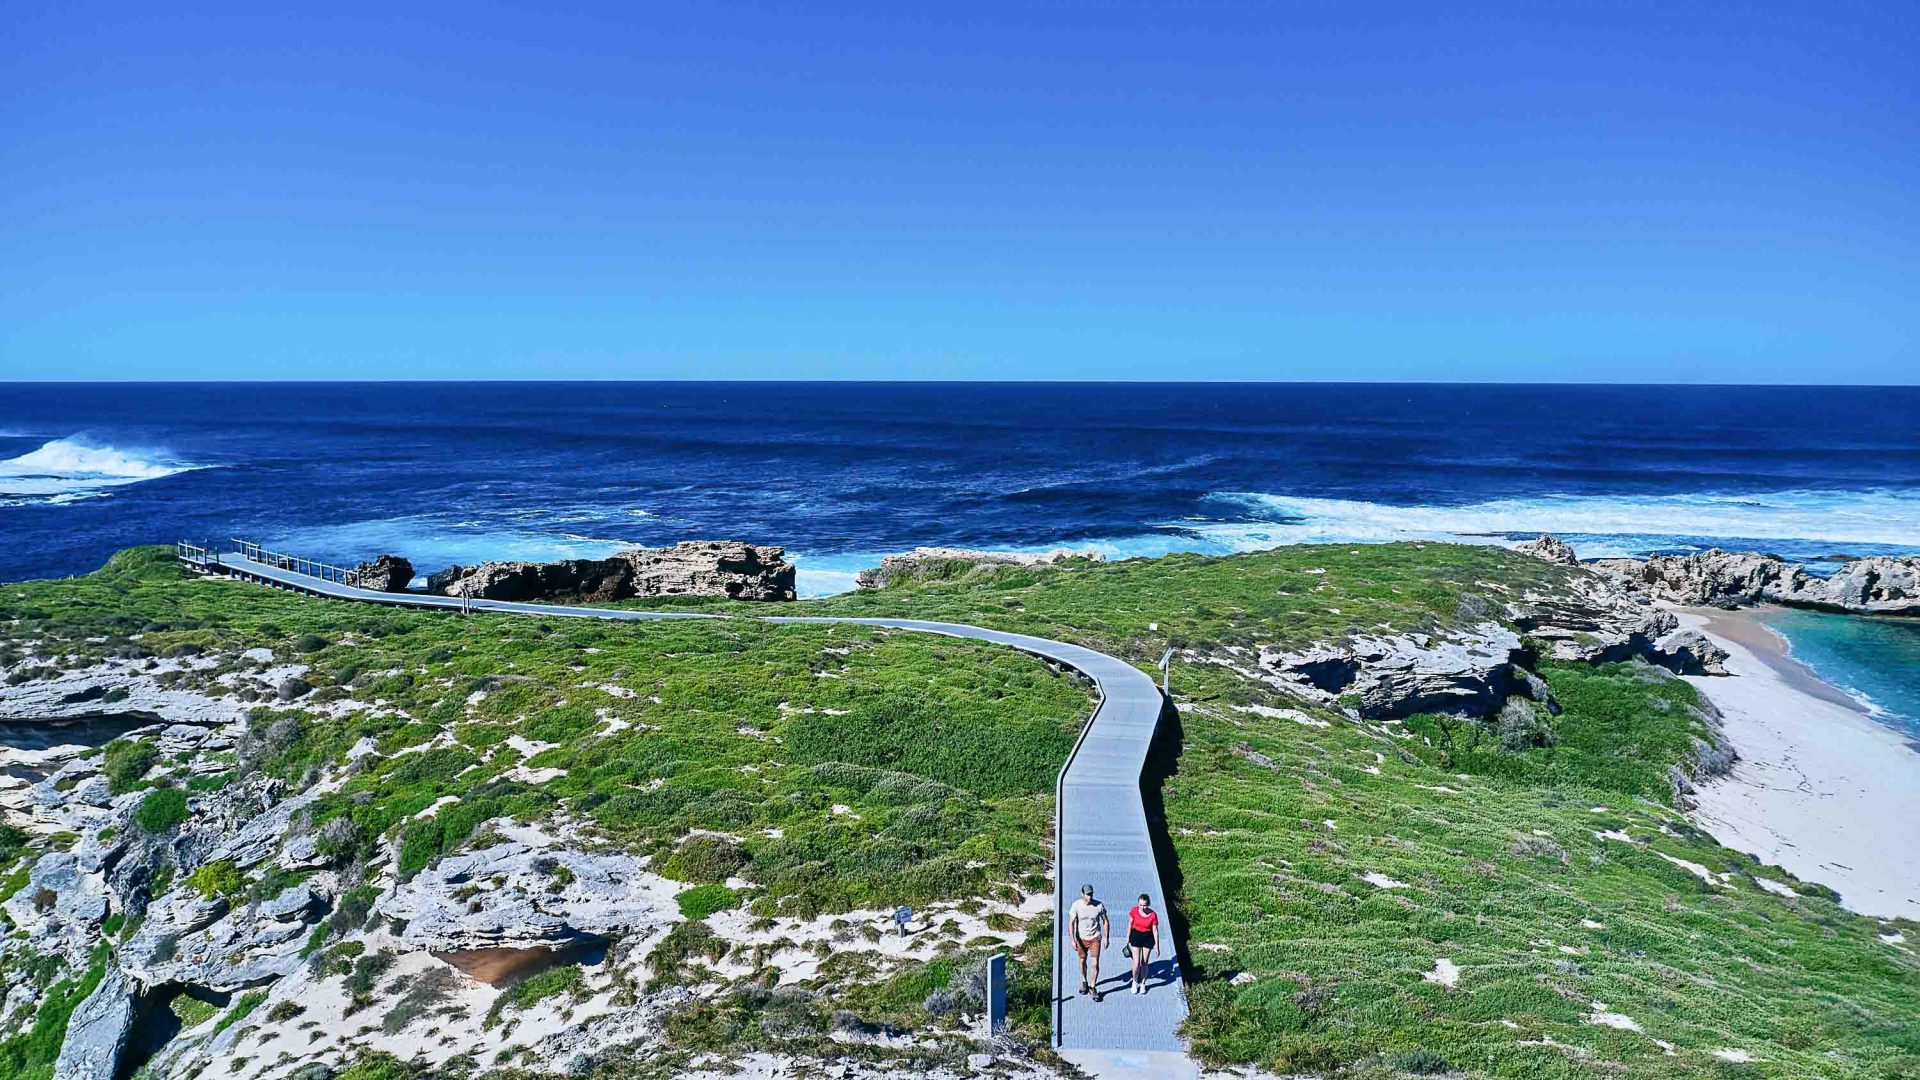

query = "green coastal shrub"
[185,772,232,793]
[662,835,749,884]
[135,788,190,833]
[187,860,244,900]
[676,884,740,920]
[335,1052,415,1080]
[0,947,108,1077]
[484,964,583,1027]
[170,993,219,1028]
[212,990,266,1035]
[102,739,159,794]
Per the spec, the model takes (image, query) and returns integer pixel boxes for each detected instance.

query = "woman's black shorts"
[1128,928,1154,950]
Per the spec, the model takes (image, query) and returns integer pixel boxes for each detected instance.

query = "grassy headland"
[4,544,1918,1079]
[820,545,1920,1078]
[0,549,1091,1073]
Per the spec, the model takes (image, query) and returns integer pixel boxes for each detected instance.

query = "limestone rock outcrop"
[1244,555,1744,718]
[0,665,249,731]
[379,832,681,953]
[51,967,135,1080]
[1819,555,1920,614]
[1654,628,1731,676]
[1509,572,1679,664]
[1515,534,1579,566]
[856,547,1104,589]
[1254,623,1547,719]
[1593,550,1920,615]
[428,541,795,603]
[349,554,414,592]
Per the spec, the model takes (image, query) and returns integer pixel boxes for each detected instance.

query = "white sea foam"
[275,486,1920,601]
[0,437,204,504]
[1201,490,1920,549]
[787,488,1920,596]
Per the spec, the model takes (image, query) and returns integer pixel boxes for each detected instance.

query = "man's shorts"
[1072,936,1101,958]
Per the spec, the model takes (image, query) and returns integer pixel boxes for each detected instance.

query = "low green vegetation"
[485,963,585,1027]
[7,543,1917,1077]
[168,993,220,1029]
[0,946,108,1080]
[134,787,190,832]
[676,883,741,920]
[0,547,1089,923]
[825,544,1920,1078]
[101,738,158,793]
[804,543,1582,661]
[333,1053,415,1080]
[212,989,266,1036]
[186,859,245,900]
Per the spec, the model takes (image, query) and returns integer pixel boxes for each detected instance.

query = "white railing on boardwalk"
[188,539,372,588]
[175,541,217,570]
[229,539,367,587]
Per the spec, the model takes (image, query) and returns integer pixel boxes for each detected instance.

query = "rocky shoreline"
[1590,548,1920,616]
[5,539,1914,1079]
[425,540,797,603]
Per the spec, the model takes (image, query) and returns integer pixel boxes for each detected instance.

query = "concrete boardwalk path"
[204,552,1193,1076]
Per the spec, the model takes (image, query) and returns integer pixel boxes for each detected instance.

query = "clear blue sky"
[3,1,1914,382]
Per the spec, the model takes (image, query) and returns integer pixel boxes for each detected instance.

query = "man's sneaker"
[1092,989,1103,1002]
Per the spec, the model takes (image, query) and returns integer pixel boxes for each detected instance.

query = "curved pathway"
[205,551,1192,1076]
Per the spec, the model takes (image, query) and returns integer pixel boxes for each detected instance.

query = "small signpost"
[893,905,913,939]
[1158,647,1173,695]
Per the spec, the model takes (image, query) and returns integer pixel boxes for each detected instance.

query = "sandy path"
[1681,607,1920,921]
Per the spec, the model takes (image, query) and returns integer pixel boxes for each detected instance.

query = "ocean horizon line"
[4,377,1920,389]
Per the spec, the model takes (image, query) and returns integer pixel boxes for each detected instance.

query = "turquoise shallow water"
[1758,609,1920,740]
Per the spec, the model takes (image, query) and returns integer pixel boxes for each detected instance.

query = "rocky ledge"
[347,554,413,592]
[855,546,1104,589]
[427,540,796,602]
[379,828,681,954]
[1224,539,1732,723]
[1591,549,1920,615]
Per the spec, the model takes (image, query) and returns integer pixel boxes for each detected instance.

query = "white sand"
[1680,609,1920,921]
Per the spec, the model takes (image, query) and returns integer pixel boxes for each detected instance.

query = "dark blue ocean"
[3,382,1917,725]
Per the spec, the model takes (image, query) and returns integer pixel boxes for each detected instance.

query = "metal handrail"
[175,540,216,568]
[226,539,366,587]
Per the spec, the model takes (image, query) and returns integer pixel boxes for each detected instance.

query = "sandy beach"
[1680,607,1920,922]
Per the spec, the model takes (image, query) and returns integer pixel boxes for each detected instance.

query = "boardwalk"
[197,548,1193,1077]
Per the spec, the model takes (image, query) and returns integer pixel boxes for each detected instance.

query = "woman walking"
[1126,893,1161,994]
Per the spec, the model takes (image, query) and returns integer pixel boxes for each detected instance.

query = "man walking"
[1068,883,1111,1001]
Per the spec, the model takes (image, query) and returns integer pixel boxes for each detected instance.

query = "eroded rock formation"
[1515,534,1579,566]
[1253,623,1550,719]
[1593,550,1920,615]
[428,540,796,602]
[1238,554,1738,720]
[380,830,680,953]
[349,554,414,592]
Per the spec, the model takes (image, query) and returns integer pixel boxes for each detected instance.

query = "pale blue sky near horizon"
[3,1,1915,384]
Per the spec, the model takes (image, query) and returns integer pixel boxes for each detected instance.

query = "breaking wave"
[1192,490,1920,550]
[0,437,206,505]
[247,491,1920,600]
